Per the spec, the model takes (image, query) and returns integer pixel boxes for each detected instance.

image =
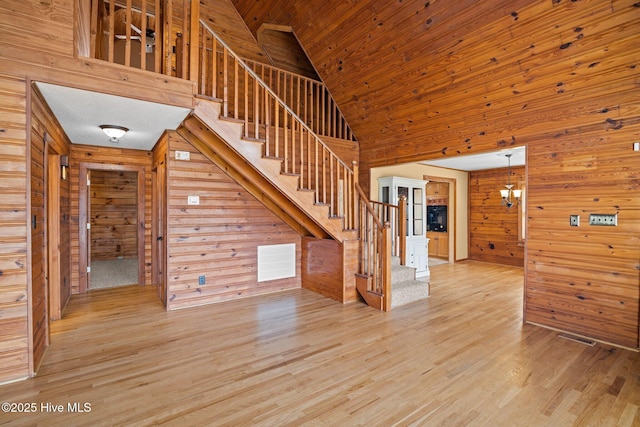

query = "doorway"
[78,163,145,292]
[425,176,456,265]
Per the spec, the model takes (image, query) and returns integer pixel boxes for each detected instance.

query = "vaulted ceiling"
[226,0,638,177]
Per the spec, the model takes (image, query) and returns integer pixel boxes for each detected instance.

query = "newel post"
[382,222,392,311]
[352,161,359,229]
[398,195,407,266]
[189,0,200,83]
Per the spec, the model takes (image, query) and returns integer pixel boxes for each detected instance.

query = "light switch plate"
[569,215,580,226]
[187,195,200,205]
[175,150,190,161]
[589,213,617,226]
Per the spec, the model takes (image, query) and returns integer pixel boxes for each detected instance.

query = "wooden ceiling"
[227,0,639,175]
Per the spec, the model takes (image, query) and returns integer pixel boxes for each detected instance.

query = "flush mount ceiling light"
[99,125,129,142]
[500,153,522,209]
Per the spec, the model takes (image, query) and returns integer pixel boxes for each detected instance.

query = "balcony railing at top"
[244,61,357,142]
[87,0,198,79]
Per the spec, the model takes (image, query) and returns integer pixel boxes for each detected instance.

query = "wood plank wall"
[0,75,30,383]
[200,0,267,63]
[526,137,640,350]
[70,145,153,293]
[164,132,302,310]
[90,170,139,261]
[30,85,72,372]
[29,87,48,374]
[468,167,525,267]
[0,1,194,108]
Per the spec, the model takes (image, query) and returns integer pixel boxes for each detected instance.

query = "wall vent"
[257,243,296,282]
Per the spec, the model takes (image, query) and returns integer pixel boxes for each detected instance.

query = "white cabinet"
[378,176,430,278]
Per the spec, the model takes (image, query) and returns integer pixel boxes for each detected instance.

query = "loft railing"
[244,61,356,142]
[87,0,199,79]
[197,20,393,309]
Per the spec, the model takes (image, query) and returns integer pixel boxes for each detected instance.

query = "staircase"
[179,19,430,310]
[179,100,356,242]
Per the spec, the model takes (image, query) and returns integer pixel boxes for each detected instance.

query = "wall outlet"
[569,215,580,226]
[589,213,617,226]
[198,275,205,285]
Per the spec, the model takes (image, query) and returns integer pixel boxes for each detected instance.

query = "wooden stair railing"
[355,182,392,311]
[197,20,356,230]
[370,196,407,265]
[243,60,357,142]
[196,20,394,310]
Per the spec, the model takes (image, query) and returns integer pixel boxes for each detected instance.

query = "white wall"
[369,163,468,260]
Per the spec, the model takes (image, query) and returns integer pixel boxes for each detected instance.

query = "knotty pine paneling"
[166,132,301,310]
[525,135,640,350]
[0,0,194,110]
[468,167,525,267]
[0,75,29,384]
[90,170,139,261]
[30,102,48,373]
[29,84,72,374]
[70,145,153,293]
[200,0,268,64]
[232,0,639,166]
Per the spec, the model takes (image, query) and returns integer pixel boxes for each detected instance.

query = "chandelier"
[500,154,521,208]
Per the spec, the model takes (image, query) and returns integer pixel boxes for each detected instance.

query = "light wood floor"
[1,261,639,426]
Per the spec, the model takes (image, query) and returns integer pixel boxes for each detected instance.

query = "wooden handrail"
[244,60,357,142]
[198,20,357,229]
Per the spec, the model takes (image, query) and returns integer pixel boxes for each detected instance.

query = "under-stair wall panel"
[166,132,301,310]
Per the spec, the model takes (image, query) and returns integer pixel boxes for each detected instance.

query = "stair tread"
[393,279,429,289]
[220,116,245,124]
[391,279,430,309]
[242,136,266,143]
[195,94,223,103]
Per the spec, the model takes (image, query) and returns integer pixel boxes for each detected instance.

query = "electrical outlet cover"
[589,213,618,226]
[569,215,580,226]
